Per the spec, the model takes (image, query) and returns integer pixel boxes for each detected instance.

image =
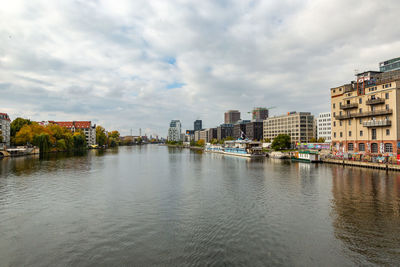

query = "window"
[371,95,376,100]
[349,131,352,137]
[385,143,393,153]
[386,129,390,135]
[359,118,362,124]
[349,120,351,126]
[333,112,336,117]
[347,100,350,104]
[360,130,363,136]
[385,92,389,99]
[359,98,362,104]
[334,132,336,138]
[359,108,362,113]
[333,121,336,127]
[340,121,342,126]
[371,143,378,153]
[348,143,354,151]
[333,103,335,108]
[386,104,389,110]
[372,129,377,140]
[340,132,343,138]
[359,143,365,151]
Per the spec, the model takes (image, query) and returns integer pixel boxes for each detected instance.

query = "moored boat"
[292,150,322,163]
[206,140,264,158]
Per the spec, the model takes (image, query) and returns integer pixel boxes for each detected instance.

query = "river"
[0,145,399,266]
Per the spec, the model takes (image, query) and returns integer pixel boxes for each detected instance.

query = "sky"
[1,0,400,137]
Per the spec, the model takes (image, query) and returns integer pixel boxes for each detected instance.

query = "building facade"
[199,129,208,142]
[51,121,96,146]
[317,112,331,143]
[0,113,11,147]
[217,124,233,140]
[263,112,315,144]
[331,71,400,155]
[168,120,182,142]
[245,121,263,140]
[251,107,269,121]
[224,110,241,124]
[207,128,217,142]
[233,120,250,139]
[194,120,202,131]
[379,57,400,72]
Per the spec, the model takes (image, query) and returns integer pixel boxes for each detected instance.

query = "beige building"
[331,69,400,155]
[263,112,315,144]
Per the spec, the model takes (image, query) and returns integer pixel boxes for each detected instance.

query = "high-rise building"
[168,120,182,141]
[263,112,315,144]
[233,120,250,139]
[251,107,269,121]
[245,121,263,140]
[51,121,96,146]
[331,61,400,155]
[224,110,241,124]
[0,113,11,147]
[317,112,331,143]
[217,124,234,140]
[379,57,400,72]
[194,120,202,131]
[207,128,217,142]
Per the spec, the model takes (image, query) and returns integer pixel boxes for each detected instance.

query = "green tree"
[136,137,143,144]
[271,134,291,150]
[196,139,205,147]
[309,137,317,143]
[33,133,51,153]
[73,131,87,150]
[264,138,271,143]
[210,138,218,144]
[11,117,31,139]
[96,126,107,146]
[317,137,326,143]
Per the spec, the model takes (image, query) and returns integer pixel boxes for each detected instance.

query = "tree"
[196,139,205,147]
[11,118,31,139]
[0,130,3,143]
[271,134,291,150]
[33,133,51,153]
[73,131,87,150]
[317,137,326,143]
[264,138,271,143]
[96,126,107,146]
[109,130,120,139]
[309,137,317,143]
[136,137,143,144]
[210,138,218,144]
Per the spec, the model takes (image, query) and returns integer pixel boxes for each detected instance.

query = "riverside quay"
[331,57,400,156]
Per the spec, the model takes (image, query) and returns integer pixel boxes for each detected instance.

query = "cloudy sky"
[1,0,400,136]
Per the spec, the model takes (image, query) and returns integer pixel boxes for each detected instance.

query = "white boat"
[205,140,264,158]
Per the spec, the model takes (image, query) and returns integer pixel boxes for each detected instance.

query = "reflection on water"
[0,146,399,266]
[331,166,400,265]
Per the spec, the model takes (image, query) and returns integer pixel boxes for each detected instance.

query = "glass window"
[340,132,343,138]
[340,121,342,126]
[359,118,362,124]
[349,120,351,126]
[349,131,352,137]
[348,143,354,151]
[371,143,378,153]
[385,143,393,153]
[359,98,362,104]
[359,143,365,151]
[386,104,389,110]
[334,132,336,138]
[385,92,389,99]
[333,103,335,108]
[386,129,390,135]
[372,129,377,140]
[360,130,363,136]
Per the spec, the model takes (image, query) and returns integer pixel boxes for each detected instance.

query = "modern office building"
[250,107,269,121]
[233,120,250,139]
[245,121,263,140]
[217,124,234,140]
[194,120,202,131]
[317,112,331,143]
[167,120,182,142]
[0,113,11,147]
[331,66,400,155]
[51,121,96,146]
[207,128,217,142]
[199,129,208,142]
[379,57,400,72]
[194,130,201,142]
[263,112,315,144]
[224,110,241,124]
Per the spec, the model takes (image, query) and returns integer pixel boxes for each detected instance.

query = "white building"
[0,113,11,147]
[168,120,182,141]
[51,121,96,146]
[317,112,331,143]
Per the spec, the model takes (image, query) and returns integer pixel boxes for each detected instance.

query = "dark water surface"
[1,145,400,266]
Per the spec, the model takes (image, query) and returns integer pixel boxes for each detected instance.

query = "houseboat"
[292,151,322,163]
[206,140,264,158]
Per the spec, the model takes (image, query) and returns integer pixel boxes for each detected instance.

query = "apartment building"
[224,110,241,124]
[263,112,315,144]
[217,124,233,140]
[233,120,250,139]
[168,120,182,142]
[331,78,399,155]
[317,112,331,142]
[51,121,97,146]
[0,113,11,147]
[245,121,263,140]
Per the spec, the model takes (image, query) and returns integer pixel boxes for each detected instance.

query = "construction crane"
[247,106,277,120]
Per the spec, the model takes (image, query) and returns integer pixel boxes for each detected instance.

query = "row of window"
[333,128,390,138]
[346,142,393,153]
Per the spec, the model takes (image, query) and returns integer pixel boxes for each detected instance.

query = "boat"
[205,140,264,158]
[291,150,322,163]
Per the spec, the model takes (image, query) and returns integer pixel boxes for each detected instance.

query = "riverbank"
[322,158,400,171]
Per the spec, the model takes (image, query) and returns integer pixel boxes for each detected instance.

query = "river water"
[0,145,399,266]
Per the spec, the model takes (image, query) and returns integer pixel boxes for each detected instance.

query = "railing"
[366,98,385,105]
[363,119,391,127]
[340,103,358,109]
[335,109,393,120]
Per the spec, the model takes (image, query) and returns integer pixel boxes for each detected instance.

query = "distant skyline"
[1,0,400,137]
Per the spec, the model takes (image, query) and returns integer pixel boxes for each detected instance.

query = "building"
[194,120,202,131]
[51,121,96,146]
[233,120,250,139]
[0,113,11,147]
[224,110,241,124]
[263,112,315,144]
[317,112,331,143]
[245,121,263,140]
[379,57,400,72]
[330,63,400,155]
[168,120,182,142]
[194,130,201,142]
[207,128,217,142]
[199,129,208,142]
[250,107,269,121]
[217,124,234,140]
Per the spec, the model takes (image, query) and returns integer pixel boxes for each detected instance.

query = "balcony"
[366,98,385,105]
[363,119,391,127]
[340,103,358,109]
[335,109,393,120]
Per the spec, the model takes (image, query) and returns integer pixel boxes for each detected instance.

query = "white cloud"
[1,0,400,136]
